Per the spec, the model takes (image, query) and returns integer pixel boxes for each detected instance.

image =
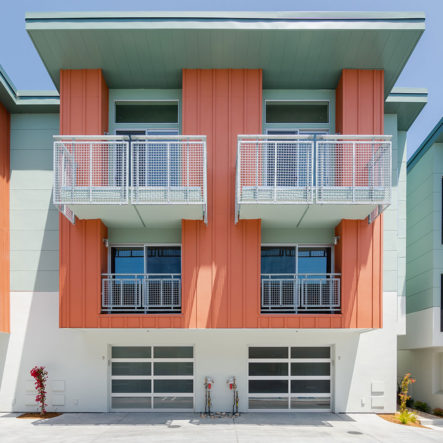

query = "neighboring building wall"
[0,103,9,333]
[398,348,443,409]
[9,114,59,294]
[400,141,443,349]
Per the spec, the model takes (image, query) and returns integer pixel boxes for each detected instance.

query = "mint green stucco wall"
[406,142,443,313]
[9,113,60,292]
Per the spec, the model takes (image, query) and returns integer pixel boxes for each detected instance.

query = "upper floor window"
[265,101,329,125]
[110,245,181,275]
[115,101,179,124]
[261,246,332,275]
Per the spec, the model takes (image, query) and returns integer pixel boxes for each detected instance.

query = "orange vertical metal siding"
[181,70,262,328]
[334,69,384,329]
[59,69,109,328]
[0,102,10,333]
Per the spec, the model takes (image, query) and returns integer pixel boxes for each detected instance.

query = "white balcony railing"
[53,135,130,205]
[102,274,181,313]
[261,274,341,313]
[316,135,391,204]
[236,134,391,220]
[131,135,207,207]
[53,135,208,223]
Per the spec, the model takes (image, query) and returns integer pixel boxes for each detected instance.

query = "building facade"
[398,118,443,410]
[0,11,427,413]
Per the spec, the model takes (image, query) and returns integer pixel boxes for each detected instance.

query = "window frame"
[113,99,181,129]
[260,243,334,276]
[264,99,332,133]
[108,243,182,275]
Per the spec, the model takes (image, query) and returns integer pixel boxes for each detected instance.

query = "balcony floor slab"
[238,203,378,229]
[68,203,205,228]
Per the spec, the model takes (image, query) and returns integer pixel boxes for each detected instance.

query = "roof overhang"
[385,87,428,131]
[25,11,425,95]
[0,66,59,113]
[408,117,443,172]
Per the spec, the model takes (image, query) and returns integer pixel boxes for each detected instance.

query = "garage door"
[110,346,194,411]
[248,346,331,411]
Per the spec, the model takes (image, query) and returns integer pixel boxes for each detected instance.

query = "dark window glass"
[249,380,288,394]
[291,380,330,394]
[116,102,178,123]
[266,102,329,124]
[261,247,296,275]
[154,362,193,376]
[111,248,144,274]
[112,362,151,376]
[249,347,288,359]
[112,380,151,394]
[298,248,331,274]
[249,363,288,376]
[291,363,330,376]
[147,247,181,274]
[112,346,151,358]
[291,347,330,359]
[153,346,193,358]
[154,380,193,393]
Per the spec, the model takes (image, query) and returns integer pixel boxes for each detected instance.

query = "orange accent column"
[59,69,109,328]
[181,70,262,328]
[335,69,384,328]
[0,102,10,333]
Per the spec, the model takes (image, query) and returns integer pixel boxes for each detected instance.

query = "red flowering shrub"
[399,373,415,414]
[30,366,48,416]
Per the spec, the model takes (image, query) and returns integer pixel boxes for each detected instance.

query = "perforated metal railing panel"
[316,138,391,204]
[131,136,206,205]
[261,274,341,313]
[102,274,181,313]
[237,136,314,204]
[53,137,129,205]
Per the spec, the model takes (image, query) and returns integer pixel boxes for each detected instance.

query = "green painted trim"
[25,10,426,25]
[407,117,443,172]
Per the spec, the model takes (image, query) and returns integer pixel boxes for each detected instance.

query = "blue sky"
[1,0,442,158]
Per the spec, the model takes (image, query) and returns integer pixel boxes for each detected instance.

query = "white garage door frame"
[247,345,333,412]
[109,345,195,412]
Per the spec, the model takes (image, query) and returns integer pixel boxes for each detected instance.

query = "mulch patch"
[378,413,428,428]
[18,412,62,420]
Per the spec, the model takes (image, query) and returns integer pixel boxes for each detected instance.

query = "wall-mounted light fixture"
[103,238,109,248]
[333,236,340,246]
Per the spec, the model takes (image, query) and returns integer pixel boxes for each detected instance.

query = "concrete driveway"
[0,412,442,442]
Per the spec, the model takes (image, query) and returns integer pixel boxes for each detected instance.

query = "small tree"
[399,373,415,413]
[30,366,48,416]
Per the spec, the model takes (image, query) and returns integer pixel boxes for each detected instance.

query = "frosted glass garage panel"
[111,397,151,409]
[112,362,151,376]
[154,346,193,358]
[153,397,194,409]
[112,346,151,358]
[112,380,151,394]
[248,397,288,409]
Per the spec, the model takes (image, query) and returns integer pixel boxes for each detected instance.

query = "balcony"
[101,274,181,314]
[53,135,207,227]
[236,134,391,228]
[261,274,341,314]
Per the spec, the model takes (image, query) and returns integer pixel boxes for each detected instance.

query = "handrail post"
[167,142,170,202]
[274,141,277,201]
[352,141,356,203]
[89,141,93,203]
